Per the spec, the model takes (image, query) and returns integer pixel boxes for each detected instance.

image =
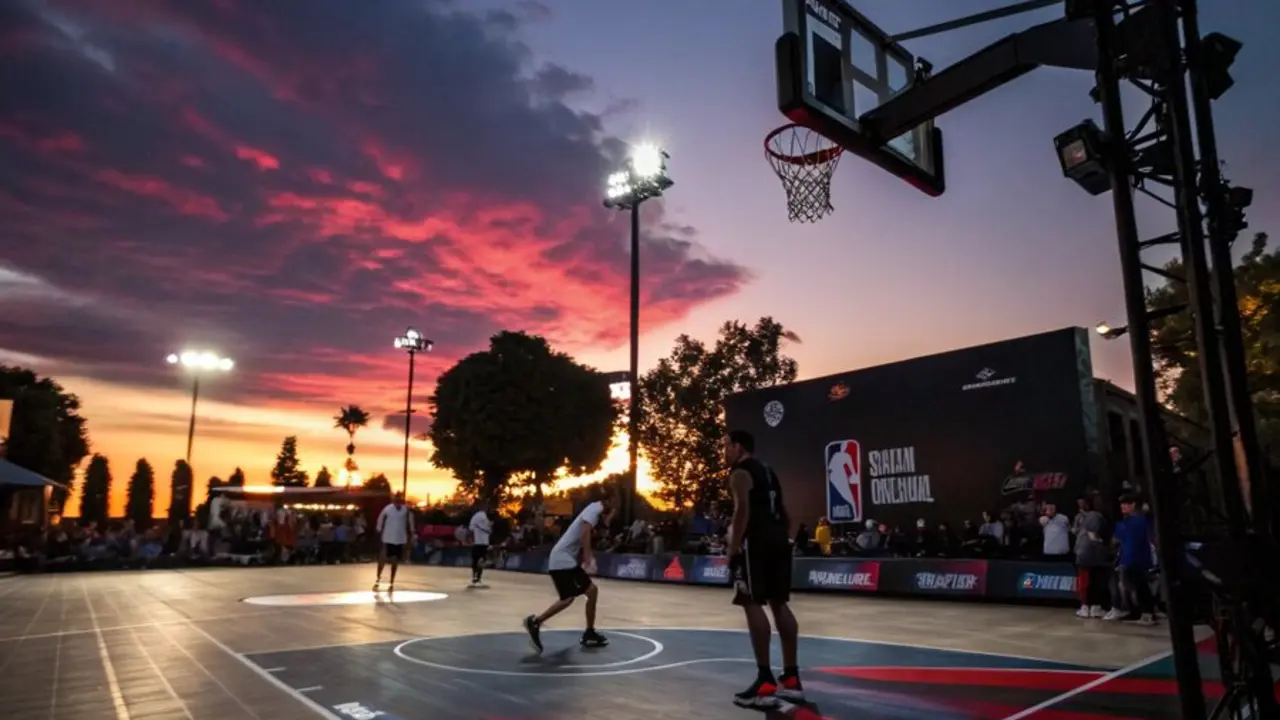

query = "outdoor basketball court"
[0,565,1187,719]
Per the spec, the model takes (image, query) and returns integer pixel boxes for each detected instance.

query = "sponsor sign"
[609,555,653,581]
[1001,472,1070,496]
[763,400,785,427]
[866,445,935,506]
[690,555,731,585]
[961,367,1017,391]
[1017,571,1078,599]
[824,440,863,522]
[661,556,686,582]
[796,561,880,592]
[828,382,850,401]
[911,561,988,595]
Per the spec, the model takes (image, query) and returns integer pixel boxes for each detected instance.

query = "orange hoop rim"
[764,123,844,166]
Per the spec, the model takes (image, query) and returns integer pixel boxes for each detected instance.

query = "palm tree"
[334,405,371,484]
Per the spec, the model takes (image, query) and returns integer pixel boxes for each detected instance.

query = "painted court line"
[264,667,286,673]
[83,581,131,720]
[297,685,324,693]
[997,649,1173,720]
[189,623,342,720]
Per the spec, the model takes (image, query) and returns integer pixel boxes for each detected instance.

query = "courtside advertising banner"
[606,553,654,581]
[908,559,988,596]
[690,555,732,585]
[1015,569,1079,600]
[793,559,880,592]
[659,555,689,582]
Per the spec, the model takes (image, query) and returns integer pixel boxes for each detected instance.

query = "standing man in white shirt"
[468,503,493,588]
[1040,502,1071,560]
[374,492,413,591]
[523,496,614,653]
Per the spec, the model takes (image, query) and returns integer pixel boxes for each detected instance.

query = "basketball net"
[764,124,844,223]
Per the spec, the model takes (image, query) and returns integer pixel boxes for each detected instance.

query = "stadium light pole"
[393,328,433,498]
[166,351,234,467]
[603,142,673,524]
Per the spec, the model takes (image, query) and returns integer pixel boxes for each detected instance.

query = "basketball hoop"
[764,124,844,223]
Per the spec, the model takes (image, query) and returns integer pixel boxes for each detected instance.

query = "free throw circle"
[394,631,664,676]
[241,590,448,607]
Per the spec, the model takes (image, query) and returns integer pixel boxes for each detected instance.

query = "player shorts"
[731,539,792,606]
[382,543,405,559]
[549,566,593,601]
[471,544,489,564]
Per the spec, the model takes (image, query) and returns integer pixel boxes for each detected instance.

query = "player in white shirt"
[468,504,493,588]
[523,496,614,653]
[374,493,413,591]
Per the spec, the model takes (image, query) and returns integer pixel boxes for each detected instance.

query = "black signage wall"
[724,328,1096,532]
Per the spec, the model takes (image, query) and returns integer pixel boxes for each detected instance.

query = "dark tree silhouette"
[0,366,91,512]
[78,454,111,523]
[125,458,155,527]
[364,472,392,494]
[427,331,617,504]
[637,317,800,509]
[227,467,246,486]
[270,436,309,487]
[314,466,333,487]
[168,459,193,522]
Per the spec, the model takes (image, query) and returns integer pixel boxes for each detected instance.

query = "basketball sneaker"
[775,673,805,702]
[733,677,779,708]
[523,615,543,653]
[581,629,609,647]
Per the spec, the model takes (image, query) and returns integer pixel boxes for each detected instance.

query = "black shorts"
[471,544,489,561]
[382,543,405,559]
[549,567,593,601]
[731,539,791,606]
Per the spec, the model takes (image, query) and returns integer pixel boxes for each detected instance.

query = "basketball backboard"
[777,0,946,196]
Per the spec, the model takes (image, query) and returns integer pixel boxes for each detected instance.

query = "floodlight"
[1202,32,1242,100]
[631,143,664,179]
[168,350,233,372]
[1095,322,1126,340]
[394,327,432,353]
[1054,120,1112,196]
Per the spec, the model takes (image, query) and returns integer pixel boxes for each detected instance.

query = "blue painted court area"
[244,628,1122,720]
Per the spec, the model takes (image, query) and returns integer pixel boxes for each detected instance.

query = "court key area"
[0,565,1195,719]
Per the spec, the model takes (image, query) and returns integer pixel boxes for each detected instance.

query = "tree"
[78,454,111,523]
[314,466,333,488]
[227,467,246,486]
[0,366,91,512]
[1149,232,1280,462]
[125,458,155,527]
[364,472,392,494]
[427,331,618,503]
[270,435,310,487]
[168,459,193,522]
[636,317,800,509]
[207,475,225,500]
[335,405,370,481]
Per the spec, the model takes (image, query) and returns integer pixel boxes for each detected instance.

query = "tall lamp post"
[166,350,234,466]
[603,142,673,525]
[393,328,433,497]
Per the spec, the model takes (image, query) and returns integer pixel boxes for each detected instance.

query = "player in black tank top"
[724,430,804,709]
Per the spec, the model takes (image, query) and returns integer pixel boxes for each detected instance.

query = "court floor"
[0,564,1183,719]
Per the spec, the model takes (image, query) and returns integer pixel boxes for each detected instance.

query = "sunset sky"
[1,0,1277,518]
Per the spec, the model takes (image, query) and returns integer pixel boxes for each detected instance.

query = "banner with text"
[793,559,881,592]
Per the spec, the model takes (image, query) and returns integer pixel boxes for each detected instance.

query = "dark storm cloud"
[0,0,749,414]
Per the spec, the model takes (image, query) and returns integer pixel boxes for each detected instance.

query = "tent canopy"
[0,459,66,489]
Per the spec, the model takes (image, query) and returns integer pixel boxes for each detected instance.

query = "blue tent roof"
[0,459,65,489]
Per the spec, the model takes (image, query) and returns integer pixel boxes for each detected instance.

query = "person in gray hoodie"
[1073,497,1112,619]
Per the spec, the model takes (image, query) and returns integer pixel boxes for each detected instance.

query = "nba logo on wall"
[825,440,862,523]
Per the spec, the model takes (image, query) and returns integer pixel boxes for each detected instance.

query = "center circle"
[394,631,664,677]
[241,590,449,607]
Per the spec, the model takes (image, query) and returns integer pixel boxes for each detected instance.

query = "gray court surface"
[0,565,1170,719]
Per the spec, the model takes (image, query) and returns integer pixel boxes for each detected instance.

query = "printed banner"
[793,559,880,592]
[658,555,689,582]
[690,555,732,586]
[1015,569,1079,599]
[605,554,653,581]
[909,560,988,595]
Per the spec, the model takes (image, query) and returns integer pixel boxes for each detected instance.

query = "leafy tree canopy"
[1148,232,1280,462]
[364,472,392,494]
[335,405,371,455]
[227,467,246,486]
[0,366,91,511]
[636,317,800,509]
[270,435,309,487]
[314,466,333,487]
[428,331,617,503]
[168,459,193,522]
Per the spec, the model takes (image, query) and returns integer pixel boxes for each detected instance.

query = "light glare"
[1094,322,1112,336]
[631,142,663,178]
[169,350,233,371]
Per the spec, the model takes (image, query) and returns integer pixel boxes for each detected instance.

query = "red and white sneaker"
[775,674,805,702]
[733,678,780,708]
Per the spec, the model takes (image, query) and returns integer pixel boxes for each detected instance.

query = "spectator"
[854,520,881,553]
[978,511,1004,543]
[1040,503,1070,560]
[793,523,812,556]
[1072,497,1112,619]
[813,517,832,556]
[1114,495,1157,626]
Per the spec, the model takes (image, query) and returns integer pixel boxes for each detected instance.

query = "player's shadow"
[764,700,824,719]
[518,644,607,666]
